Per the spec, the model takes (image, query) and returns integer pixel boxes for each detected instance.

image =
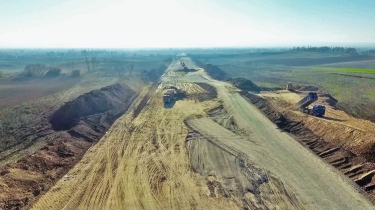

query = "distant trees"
[90,57,100,71]
[66,62,75,75]
[113,61,127,76]
[80,50,101,73]
[290,46,357,54]
[22,64,47,77]
[21,64,62,78]
[44,66,62,77]
[71,69,81,77]
[127,61,134,76]
[362,50,375,55]
[0,71,3,78]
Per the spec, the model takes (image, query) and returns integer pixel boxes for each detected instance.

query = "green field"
[314,67,375,74]
[194,52,375,121]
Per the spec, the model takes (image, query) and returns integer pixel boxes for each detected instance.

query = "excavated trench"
[0,59,172,209]
[0,83,140,210]
[240,91,375,201]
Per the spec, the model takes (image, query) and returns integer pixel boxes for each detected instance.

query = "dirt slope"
[0,82,139,210]
[50,83,137,131]
[181,58,374,209]
[256,89,375,198]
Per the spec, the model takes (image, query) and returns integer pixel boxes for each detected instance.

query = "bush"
[71,69,81,77]
[22,64,47,77]
[44,66,62,77]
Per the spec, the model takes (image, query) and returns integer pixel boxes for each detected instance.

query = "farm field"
[194,52,375,121]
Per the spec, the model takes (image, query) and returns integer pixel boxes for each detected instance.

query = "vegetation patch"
[315,67,375,74]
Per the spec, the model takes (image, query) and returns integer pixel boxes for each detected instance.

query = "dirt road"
[180,57,374,209]
[33,57,374,209]
[32,60,239,210]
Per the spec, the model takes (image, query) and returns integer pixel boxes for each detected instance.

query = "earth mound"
[176,67,197,73]
[143,58,172,82]
[297,85,319,91]
[230,78,260,91]
[50,83,137,131]
[319,93,338,107]
[193,83,217,101]
[202,64,229,80]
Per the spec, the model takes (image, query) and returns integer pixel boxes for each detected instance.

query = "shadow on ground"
[163,94,188,109]
[322,116,345,122]
[164,100,176,109]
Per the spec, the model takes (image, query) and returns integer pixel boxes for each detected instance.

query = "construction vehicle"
[286,82,293,91]
[295,92,326,116]
[163,89,176,103]
[162,86,187,104]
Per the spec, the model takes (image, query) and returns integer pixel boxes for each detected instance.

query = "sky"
[0,0,375,48]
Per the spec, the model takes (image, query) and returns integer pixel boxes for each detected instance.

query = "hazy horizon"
[1,0,375,48]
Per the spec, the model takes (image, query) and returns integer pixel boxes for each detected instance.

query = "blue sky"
[0,0,374,48]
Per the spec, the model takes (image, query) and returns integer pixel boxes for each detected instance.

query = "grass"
[199,52,375,121]
[314,67,375,74]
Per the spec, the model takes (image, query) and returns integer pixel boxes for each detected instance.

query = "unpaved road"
[180,57,375,210]
[33,57,374,210]
[32,61,238,210]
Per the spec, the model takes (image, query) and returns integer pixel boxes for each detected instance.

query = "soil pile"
[297,85,319,91]
[144,58,172,82]
[319,93,338,107]
[202,64,230,80]
[176,67,197,73]
[50,84,137,131]
[192,83,217,101]
[196,62,267,92]
[229,78,260,91]
[241,91,375,200]
[0,83,140,210]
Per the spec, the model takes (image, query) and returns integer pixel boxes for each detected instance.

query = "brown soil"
[32,82,239,210]
[190,83,217,102]
[0,83,140,210]
[185,109,302,209]
[296,85,319,91]
[201,64,230,80]
[31,58,375,209]
[241,91,375,201]
[229,78,260,91]
[50,83,137,131]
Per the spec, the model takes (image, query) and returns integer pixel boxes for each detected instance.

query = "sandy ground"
[259,90,375,155]
[32,61,239,210]
[33,57,374,209]
[256,89,375,198]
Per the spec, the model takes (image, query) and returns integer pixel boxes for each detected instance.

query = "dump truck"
[295,92,326,116]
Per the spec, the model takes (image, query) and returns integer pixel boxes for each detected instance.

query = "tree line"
[290,46,357,54]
